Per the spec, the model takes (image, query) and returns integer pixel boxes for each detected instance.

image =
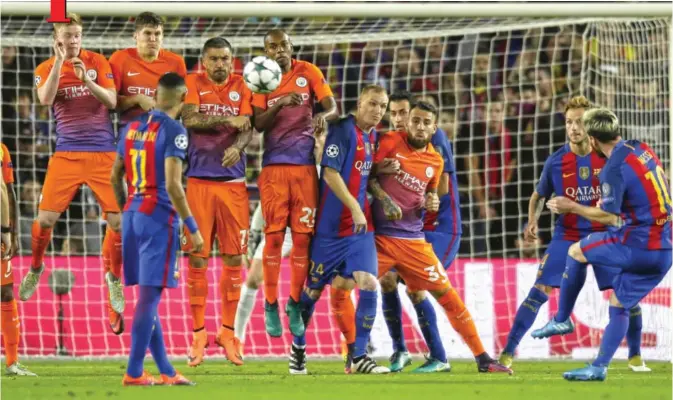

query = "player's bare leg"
[2,280,36,376]
[379,270,411,372]
[19,210,60,301]
[235,256,263,350]
[104,213,125,335]
[187,255,209,367]
[429,285,512,375]
[214,254,244,366]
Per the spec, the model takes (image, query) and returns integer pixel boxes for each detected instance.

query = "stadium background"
[0,14,670,360]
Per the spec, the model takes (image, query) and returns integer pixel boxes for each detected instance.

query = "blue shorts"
[580,231,672,309]
[122,211,180,288]
[424,232,461,269]
[307,233,377,290]
[536,239,619,290]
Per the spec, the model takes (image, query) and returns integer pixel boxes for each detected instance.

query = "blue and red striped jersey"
[599,140,671,250]
[423,128,462,235]
[117,110,188,221]
[315,115,375,238]
[536,144,606,241]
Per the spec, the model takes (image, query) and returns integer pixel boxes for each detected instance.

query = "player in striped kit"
[20,15,123,335]
[253,29,338,338]
[535,108,671,381]
[500,97,646,371]
[180,37,254,367]
[111,73,200,386]
[106,11,187,335]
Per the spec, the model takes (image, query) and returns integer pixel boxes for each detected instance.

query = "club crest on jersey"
[579,166,590,180]
[34,76,42,86]
[326,144,339,158]
[175,134,188,150]
[229,91,240,102]
[426,166,434,178]
[296,77,308,87]
[602,182,610,195]
[86,69,97,81]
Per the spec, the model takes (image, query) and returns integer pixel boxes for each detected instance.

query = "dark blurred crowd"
[1,19,669,258]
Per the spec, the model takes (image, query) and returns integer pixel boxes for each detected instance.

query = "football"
[243,56,283,94]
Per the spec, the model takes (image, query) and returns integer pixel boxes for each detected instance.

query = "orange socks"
[30,220,52,269]
[438,288,485,356]
[104,228,123,279]
[1,300,19,366]
[262,231,284,305]
[220,266,242,330]
[289,232,310,303]
[188,265,208,331]
[330,287,356,344]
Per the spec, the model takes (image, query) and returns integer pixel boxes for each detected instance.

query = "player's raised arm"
[36,41,66,106]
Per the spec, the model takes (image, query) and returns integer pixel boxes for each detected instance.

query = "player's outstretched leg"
[187,257,209,367]
[262,231,285,337]
[123,285,164,386]
[500,284,551,367]
[380,271,411,372]
[215,258,244,366]
[2,278,36,377]
[434,286,512,374]
[408,292,450,373]
[150,316,195,386]
[235,258,263,348]
[19,216,56,301]
[286,232,310,337]
[625,305,650,372]
[288,289,320,375]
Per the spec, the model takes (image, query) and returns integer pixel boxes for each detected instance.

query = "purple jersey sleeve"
[320,126,350,172]
[600,163,625,214]
[536,156,553,197]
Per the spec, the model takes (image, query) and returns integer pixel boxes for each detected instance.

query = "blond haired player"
[19,14,121,335]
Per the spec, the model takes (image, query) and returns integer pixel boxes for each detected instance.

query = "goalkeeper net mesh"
[1,14,670,360]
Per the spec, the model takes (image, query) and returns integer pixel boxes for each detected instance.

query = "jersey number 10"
[645,165,672,214]
[129,149,147,194]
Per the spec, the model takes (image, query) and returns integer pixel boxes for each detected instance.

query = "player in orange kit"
[253,29,338,338]
[181,37,253,367]
[369,102,512,375]
[19,15,121,336]
[105,12,187,333]
[0,144,35,376]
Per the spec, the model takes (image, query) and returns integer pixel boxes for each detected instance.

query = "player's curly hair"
[564,95,592,114]
[53,13,82,36]
[134,12,164,31]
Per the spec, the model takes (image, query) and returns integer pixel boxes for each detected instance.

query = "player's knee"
[353,272,377,291]
[406,290,426,304]
[265,231,285,252]
[291,232,311,251]
[534,283,554,295]
[105,213,121,231]
[609,292,623,307]
[568,243,586,262]
[189,256,208,269]
[379,272,398,293]
[36,211,59,229]
[332,275,356,291]
[222,254,243,266]
[0,285,14,302]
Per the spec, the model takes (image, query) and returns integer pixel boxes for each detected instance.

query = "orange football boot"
[122,370,159,386]
[160,371,195,386]
[187,330,209,367]
[215,327,244,366]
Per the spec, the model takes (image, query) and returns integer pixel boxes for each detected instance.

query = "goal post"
[1,3,671,360]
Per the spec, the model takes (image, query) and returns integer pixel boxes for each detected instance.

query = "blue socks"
[555,255,587,322]
[354,289,378,358]
[293,291,317,347]
[592,306,629,367]
[414,298,445,362]
[127,285,163,378]
[382,290,407,352]
[627,305,643,358]
[504,287,549,354]
[149,316,175,377]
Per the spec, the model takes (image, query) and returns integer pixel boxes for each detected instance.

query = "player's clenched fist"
[382,196,403,221]
[425,192,440,213]
[378,158,400,175]
[278,92,303,107]
[70,57,88,82]
[136,95,156,111]
[523,221,538,243]
[189,231,205,254]
[221,146,242,167]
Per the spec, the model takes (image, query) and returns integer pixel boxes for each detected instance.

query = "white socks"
[234,284,258,342]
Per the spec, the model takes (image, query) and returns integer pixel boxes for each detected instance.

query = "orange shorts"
[258,165,318,234]
[376,235,451,292]
[182,178,250,258]
[40,152,120,214]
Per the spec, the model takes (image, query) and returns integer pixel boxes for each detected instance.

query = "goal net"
[1,12,670,360]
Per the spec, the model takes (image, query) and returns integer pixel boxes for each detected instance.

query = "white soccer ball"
[243,56,283,94]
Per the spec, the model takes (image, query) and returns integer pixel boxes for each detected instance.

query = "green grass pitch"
[2,359,671,400]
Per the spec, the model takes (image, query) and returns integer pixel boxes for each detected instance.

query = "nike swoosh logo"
[396,153,407,159]
[127,72,141,76]
[59,74,66,78]
[12,317,18,321]
[563,173,575,178]
[199,91,212,95]
[4,272,10,278]
[357,146,364,150]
